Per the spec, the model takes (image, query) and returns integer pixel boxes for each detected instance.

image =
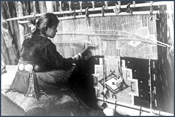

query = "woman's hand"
[72,44,97,61]
[81,44,97,59]
[86,44,97,50]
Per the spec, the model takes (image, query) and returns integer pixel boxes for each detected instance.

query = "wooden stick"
[102,56,107,104]
[56,32,125,37]
[7,10,159,22]
[46,1,54,12]
[97,97,174,116]
[18,20,30,24]
[57,11,157,21]
[56,32,171,48]
[148,47,153,113]
[1,17,18,64]
[7,14,42,21]
[55,36,168,48]
[59,1,62,11]
[55,37,166,48]
[79,1,82,12]
[16,1,25,50]
[33,1,36,13]
[6,1,172,21]
[68,1,72,11]
[104,1,108,9]
[39,1,46,13]
[1,35,11,65]
[101,38,167,47]
[133,1,136,8]
[91,1,95,10]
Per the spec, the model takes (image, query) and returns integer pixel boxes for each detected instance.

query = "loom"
[2,1,174,116]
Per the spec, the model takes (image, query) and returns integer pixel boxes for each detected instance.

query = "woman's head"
[32,13,59,38]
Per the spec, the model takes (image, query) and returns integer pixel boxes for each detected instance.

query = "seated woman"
[9,13,99,116]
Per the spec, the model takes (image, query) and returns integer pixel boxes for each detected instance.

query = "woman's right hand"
[72,44,97,61]
[81,44,97,60]
[81,44,97,56]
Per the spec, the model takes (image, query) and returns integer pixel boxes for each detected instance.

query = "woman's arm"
[42,41,74,70]
[42,39,96,70]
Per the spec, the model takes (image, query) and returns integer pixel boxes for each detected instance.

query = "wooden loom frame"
[4,1,174,116]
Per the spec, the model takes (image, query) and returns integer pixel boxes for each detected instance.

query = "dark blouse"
[20,35,74,71]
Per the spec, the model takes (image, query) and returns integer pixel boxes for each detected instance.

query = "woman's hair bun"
[28,18,37,33]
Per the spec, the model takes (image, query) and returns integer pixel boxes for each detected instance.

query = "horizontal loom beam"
[6,1,173,21]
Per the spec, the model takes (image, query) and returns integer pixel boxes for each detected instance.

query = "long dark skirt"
[36,67,74,94]
[9,66,90,115]
[10,66,74,95]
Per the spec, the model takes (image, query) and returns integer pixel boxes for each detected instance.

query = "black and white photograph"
[1,1,174,116]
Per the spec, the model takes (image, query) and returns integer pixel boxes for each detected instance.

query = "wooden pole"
[104,1,108,9]
[1,18,19,64]
[16,1,25,50]
[59,1,62,11]
[68,1,72,11]
[1,1,21,54]
[148,58,153,113]
[52,1,58,12]
[1,35,11,65]
[6,1,172,22]
[97,97,173,116]
[6,10,159,22]
[167,2,174,46]
[33,1,36,13]
[1,2,19,65]
[46,1,54,13]
[79,1,82,12]
[91,1,95,10]
[39,1,47,13]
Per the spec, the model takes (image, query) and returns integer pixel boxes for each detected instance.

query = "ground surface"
[1,94,25,116]
[1,65,21,116]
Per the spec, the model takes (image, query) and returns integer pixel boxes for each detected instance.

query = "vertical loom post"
[1,19,18,64]
[167,2,174,47]
[103,56,107,104]
[79,1,82,13]
[85,7,90,26]
[104,1,108,9]
[59,1,62,11]
[38,1,47,13]
[117,1,121,7]
[45,1,54,12]
[68,1,72,11]
[91,1,95,10]
[148,51,153,113]
[133,1,136,8]
[33,1,36,13]
[16,1,25,50]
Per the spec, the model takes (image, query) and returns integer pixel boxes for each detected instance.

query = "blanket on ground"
[1,65,88,116]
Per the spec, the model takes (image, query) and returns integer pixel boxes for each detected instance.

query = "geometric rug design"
[99,71,129,94]
[94,56,139,105]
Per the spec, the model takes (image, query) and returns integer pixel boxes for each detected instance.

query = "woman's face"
[46,24,58,38]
